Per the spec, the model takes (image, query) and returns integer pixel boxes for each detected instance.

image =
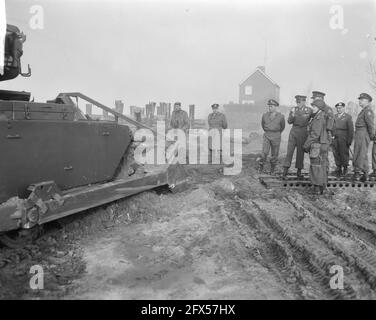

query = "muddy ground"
[1,149,376,299]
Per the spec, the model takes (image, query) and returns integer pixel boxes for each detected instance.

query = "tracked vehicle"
[0,25,186,247]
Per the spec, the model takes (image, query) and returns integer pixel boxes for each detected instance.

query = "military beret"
[311,91,326,99]
[335,102,345,107]
[311,99,326,110]
[295,95,307,101]
[211,103,219,109]
[358,93,372,102]
[267,99,279,106]
[174,102,181,106]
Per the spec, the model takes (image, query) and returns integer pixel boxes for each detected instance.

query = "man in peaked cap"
[208,103,228,131]
[303,99,331,194]
[282,95,313,179]
[311,90,335,140]
[353,93,374,181]
[208,103,228,163]
[170,102,190,132]
[311,91,326,100]
[259,99,285,174]
[332,102,354,177]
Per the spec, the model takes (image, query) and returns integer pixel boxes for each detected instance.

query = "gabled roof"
[239,68,280,88]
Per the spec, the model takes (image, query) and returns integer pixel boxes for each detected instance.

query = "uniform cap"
[335,102,345,107]
[311,99,326,110]
[267,99,279,106]
[174,102,181,106]
[311,91,326,99]
[358,93,372,102]
[295,95,307,101]
[211,103,219,109]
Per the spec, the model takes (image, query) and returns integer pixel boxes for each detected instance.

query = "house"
[238,66,279,106]
[223,66,280,132]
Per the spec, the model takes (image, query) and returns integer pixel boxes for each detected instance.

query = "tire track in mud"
[215,181,352,299]
[299,197,376,265]
[249,198,360,300]
[181,161,376,299]
[220,198,308,300]
[310,198,376,248]
[289,195,376,296]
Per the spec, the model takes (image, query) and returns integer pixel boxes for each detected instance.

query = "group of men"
[169,94,376,195]
[169,101,228,161]
[260,91,375,194]
[169,101,228,132]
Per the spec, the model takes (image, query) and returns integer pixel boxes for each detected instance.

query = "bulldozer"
[0,24,187,247]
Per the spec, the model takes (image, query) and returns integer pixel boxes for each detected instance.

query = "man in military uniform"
[353,93,374,181]
[371,105,376,178]
[208,103,228,130]
[208,103,228,163]
[303,99,330,195]
[170,102,190,132]
[332,102,354,176]
[311,91,335,140]
[282,95,312,178]
[259,99,285,174]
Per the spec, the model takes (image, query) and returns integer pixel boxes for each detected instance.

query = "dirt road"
[1,154,376,299]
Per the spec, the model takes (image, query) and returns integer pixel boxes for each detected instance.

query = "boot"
[297,168,303,179]
[361,172,369,182]
[313,185,321,195]
[370,170,376,177]
[353,171,361,181]
[334,166,342,177]
[342,166,348,177]
[282,167,289,179]
[258,163,264,173]
[270,164,276,174]
[369,170,376,181]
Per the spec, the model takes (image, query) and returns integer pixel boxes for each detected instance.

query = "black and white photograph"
[0,0,376,303]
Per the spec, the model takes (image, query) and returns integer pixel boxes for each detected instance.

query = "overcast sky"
[2,0,376,117]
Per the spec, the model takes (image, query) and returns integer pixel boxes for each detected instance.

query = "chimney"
[257,66,265,73]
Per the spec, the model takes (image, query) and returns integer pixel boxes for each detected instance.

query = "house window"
[245,85,253,95]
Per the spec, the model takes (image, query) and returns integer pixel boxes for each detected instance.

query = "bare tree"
[367,61,376,94]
